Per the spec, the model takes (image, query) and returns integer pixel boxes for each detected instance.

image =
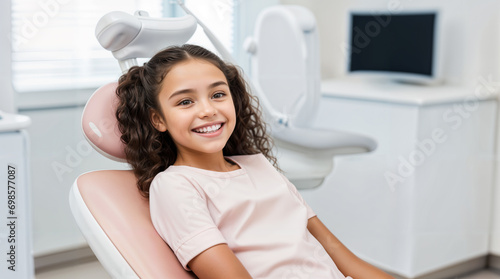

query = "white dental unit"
[243,6,376,189]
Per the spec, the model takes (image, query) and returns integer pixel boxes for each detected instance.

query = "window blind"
[11,0,164,92]
[11,0,236,93]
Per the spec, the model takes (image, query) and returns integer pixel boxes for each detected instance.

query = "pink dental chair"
[69,82,196,279]
[69,5,203,277]
[68,4,215,277]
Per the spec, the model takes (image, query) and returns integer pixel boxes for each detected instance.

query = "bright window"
[11,0,236,93]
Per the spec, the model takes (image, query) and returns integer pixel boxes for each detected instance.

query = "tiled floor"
[35,259,500,279]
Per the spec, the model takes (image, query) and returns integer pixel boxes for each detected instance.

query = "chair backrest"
[245,5,320,127]
[69,84,196,279]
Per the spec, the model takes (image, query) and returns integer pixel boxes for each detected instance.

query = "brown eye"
[212,92,225,99]
[178,99,193,106]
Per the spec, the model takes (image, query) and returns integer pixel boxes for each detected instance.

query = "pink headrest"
[82,82,126,162]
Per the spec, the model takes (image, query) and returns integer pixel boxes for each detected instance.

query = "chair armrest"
[272,126,377,151]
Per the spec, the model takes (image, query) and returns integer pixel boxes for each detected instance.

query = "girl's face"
[151,59,236,161]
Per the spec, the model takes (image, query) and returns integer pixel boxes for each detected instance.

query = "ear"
[150,109,168,132]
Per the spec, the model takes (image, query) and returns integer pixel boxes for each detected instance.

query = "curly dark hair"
[115,44,277,197]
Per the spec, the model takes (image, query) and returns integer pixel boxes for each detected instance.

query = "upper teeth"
[195,124,221,133]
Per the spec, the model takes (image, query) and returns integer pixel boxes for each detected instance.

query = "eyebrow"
[168,81,229,100]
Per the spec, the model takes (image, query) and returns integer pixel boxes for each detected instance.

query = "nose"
[198,99,217,118]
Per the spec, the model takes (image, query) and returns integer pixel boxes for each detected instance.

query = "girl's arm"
[307,216,395,279]
[188,243,253,279]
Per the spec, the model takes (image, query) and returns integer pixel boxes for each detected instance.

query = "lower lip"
[193,125,224,138]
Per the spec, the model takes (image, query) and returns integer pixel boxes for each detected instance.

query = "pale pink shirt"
[150,154,349,278]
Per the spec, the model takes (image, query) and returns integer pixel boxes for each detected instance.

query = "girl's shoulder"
[227,153,268,166]
[149,167,213,200]
[150,167,194,189]
[228,153,278,177]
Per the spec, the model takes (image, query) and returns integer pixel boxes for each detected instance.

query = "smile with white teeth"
[193,124,222,133]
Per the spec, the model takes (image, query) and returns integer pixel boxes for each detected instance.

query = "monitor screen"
[348,12,439,83]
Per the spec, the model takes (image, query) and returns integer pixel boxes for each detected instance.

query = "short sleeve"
[279,173,316,219]
[149,172,227,270]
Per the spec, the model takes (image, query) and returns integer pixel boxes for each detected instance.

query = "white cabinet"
[298,79,498,278]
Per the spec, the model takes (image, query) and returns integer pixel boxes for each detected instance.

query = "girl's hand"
[188,243,253,279]
[308,216,395,279]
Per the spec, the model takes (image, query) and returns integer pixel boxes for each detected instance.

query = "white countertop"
[321,77,499,106]
[0,111,31,132]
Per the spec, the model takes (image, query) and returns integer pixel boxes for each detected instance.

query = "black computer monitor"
[347,11,441,84]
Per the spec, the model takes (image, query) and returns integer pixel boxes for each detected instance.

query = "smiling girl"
[115,44,393,279]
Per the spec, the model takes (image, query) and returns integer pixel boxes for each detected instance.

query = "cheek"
[228,95,237,118]
[227,106,237,132]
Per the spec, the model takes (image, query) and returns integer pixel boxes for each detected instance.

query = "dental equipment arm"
[176,0,235,65]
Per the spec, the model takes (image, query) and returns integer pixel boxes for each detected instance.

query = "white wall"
[281,0,500,86]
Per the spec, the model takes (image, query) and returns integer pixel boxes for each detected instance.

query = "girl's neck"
[174,151,239,172]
